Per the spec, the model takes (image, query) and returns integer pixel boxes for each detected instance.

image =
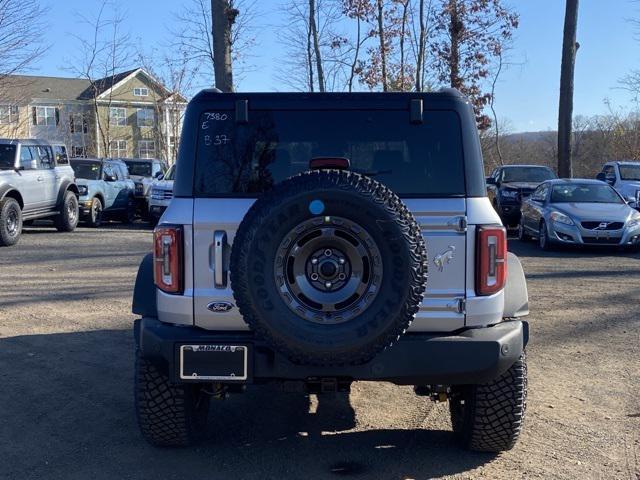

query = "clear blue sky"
[35,0,640,132]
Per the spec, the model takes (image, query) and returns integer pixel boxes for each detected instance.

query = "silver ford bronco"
[132,90,530,452]
[0,139,79,246]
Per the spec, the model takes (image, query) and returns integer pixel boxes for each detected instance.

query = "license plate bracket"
[179,345,248,381]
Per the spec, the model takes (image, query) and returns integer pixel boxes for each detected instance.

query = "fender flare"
[504,252,529,318]
[56,181,79,207]
[132,253,157,317]
[0,184,24,207]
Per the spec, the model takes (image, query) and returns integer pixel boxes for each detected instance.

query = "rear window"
[125,161,152,177]
[502,167,556,183]
[194,109,465,197]
[71,160,101,180]
[0,144,16,170]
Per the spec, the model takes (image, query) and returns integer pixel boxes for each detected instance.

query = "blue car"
[70,158,136,227]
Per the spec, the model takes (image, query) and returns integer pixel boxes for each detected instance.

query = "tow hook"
[414,385,450,402]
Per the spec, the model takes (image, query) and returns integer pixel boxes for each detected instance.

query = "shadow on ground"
[0,329,494,480]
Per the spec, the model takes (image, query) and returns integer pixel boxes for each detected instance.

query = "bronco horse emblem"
[434,245,456,272]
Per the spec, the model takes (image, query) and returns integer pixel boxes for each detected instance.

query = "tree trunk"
[377,0,388,91]
[415,0,426,91]
[211,0,235,92]
[558,0,579,178]
[448,0,461,89]
[307,9,314,92]
[348,14,361,93]
[399,1,409,90]
[309,0,325,92]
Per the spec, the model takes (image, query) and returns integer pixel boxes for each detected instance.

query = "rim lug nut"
[311,258,318,264]
[324,249,332,256]
[310,273,319,281]
[325,281,332,288]
[338,258,345,264]
[338,273,346,280]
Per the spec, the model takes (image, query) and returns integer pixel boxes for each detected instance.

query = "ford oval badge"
[207,301,234,313]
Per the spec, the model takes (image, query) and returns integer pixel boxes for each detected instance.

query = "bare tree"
[376,0,389,91]
[309,0,326,91]
[172,0,258,92]
[557,0,579,178]
[0,0,48,83]
[413,0,434,91]
[430,0,519,130]
[68,0,134,157]
[211,0,238,91]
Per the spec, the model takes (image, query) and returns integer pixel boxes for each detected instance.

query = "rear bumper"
[136,317,528,386]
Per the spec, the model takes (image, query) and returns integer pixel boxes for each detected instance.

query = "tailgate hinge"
[456,298,466,314]
[448,215,467,233]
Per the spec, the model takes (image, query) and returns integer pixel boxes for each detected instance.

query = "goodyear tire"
[230,170,427,365]
[449,352,527,452]
[135,349,210,447]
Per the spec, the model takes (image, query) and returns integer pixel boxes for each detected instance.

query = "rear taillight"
[476,225,507,296]
[154,225,183,294]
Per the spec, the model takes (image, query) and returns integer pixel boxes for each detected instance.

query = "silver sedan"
[518,179,640,250]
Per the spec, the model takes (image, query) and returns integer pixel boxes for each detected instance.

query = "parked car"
[0,139,79,246]
[120,158,167,218]
[596,161,640,207]
[519,178,640,250]
[487,165,557,226]
[70,158,136,227]
[148,164,175,224]
[132,90,531,452]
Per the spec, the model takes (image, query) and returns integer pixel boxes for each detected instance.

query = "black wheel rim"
[274,216,383,325]
[6,207,19,236]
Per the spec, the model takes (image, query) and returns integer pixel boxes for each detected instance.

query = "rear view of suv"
[132,91,530,452]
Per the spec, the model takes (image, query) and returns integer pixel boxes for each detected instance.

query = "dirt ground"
[0,221,639,480]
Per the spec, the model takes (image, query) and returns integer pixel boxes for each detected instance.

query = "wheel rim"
[6,207,19,236]
[274,216,383,325]
[92,200,102,223]
[68,198,78,223]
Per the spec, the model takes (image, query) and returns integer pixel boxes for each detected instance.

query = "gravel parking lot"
[1,222,639,480]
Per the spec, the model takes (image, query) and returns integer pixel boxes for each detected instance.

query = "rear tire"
[119,197,136,224]
[450,352,527,452]
[135,350,210,447]
[0,197,22,247]
[54,191,79,232]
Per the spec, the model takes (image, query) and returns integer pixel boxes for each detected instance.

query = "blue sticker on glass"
[309,199,325,215]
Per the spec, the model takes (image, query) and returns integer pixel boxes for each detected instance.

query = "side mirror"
[104,174,116,182]
[486,177,496,186]
[596,172,606,182]
[154,171,163,179]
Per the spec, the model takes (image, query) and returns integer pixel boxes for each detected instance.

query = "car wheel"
[538,221,551,250]
[449,352,527,452]
[135,349,210,447]
[230,170,428,366]
[54,191,79,232]
[86,197,103,228]
[0,197,22,247]
[120,197,136,224]
[518,217,530,242]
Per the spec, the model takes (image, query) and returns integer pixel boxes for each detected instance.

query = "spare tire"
[230,170,427,365]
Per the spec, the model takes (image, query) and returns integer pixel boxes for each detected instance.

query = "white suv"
[132,91,530,452]
[0,139,79,246]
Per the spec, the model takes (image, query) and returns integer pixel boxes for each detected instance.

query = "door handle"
[213,230,228,288]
